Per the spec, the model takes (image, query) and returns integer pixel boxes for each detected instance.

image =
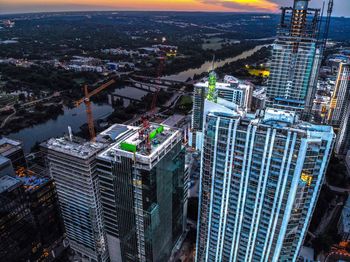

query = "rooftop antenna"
[68,126,73,141]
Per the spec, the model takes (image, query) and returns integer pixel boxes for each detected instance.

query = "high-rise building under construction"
[267,0,322,112]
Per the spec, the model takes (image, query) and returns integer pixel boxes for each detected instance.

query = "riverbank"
[5,44,270,152]
[163,44,268,82]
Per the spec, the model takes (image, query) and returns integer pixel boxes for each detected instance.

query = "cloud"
[200,0,279,12]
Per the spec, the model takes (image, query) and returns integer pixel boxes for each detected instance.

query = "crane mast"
[75,79,116,141]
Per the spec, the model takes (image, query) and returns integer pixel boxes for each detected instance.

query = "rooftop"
[0,137,22,156]
[195,81,248,91]
[0,175,21,194]
[41,136,106,159]
[0,155,11,167]
[195,75,251,91]
[97,124,138,142]
[15,167,50,193]
[98,123,182,165]
[263,108,296,125]
[208,107,334,139]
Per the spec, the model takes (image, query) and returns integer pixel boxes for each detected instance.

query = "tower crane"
[138,53,166,151]
[75,79,116,141]
[150,56,166,115]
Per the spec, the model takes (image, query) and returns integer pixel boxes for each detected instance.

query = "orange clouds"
[201,0,279,12]
[0,0,280,12]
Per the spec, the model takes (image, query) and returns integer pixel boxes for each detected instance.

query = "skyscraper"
[267,0,321,112]
[96,123,186,262]
[327,63,350,126]
[41,137,109,262]
[335,102,350,156]
[196,108,334,261]
[190,73,252,149]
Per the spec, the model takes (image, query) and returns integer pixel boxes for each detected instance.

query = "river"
[8,103,114,152]
[7,45,266,152]
[163,45,267,82]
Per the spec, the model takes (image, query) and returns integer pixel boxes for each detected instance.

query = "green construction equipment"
[120,142,137,152]
[207,71,217,102]
[149,125,164,140]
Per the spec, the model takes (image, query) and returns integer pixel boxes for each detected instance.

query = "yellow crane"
[75,79,115,141]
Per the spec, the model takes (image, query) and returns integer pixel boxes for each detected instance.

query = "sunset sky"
[0,0,349,16]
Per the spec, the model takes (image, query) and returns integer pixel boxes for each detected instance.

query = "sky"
[0,0,349,17]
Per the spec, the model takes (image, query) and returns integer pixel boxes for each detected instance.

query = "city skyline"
[1,0,350,17]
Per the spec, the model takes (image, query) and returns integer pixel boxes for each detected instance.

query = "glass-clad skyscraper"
[196,107,334,262]
[267,0,321,112]
[97,124,186,262]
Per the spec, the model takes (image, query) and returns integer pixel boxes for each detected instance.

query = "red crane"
[150,56,166,115]
[138,53,166,151]
[75,79,116,141]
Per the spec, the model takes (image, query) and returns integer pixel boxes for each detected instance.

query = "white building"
[189,73,252,150]
[41,137,109,262]
[196,106,334,261]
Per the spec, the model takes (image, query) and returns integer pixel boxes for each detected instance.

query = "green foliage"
[175,95,193,113]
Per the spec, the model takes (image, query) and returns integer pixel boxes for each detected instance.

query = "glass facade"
[335,101,350,156]
[191,78,252,149]
[267,41,316,110]
[196,109,334,262]
[266,0,321,112]
[328,63,350,126]
[98,139,185,262]
[0,172,64,261]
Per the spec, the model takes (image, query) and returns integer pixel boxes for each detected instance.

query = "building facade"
[335,90,350,156]
[346,151,350,177]
[97,124,186,262]
[196,108,334,262]
[190,74,252,149]
[327,63,350,126]
[41,137,109,262]
[266,0,321,112]
[0,167,65,261]
[338,195,350,242]
[0,137,27,169]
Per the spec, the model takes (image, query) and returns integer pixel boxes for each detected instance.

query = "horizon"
[0,0,349,17]
[0,9,348,19]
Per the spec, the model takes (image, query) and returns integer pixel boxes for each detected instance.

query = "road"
[0,108,16,128]
[0,91,62,129]
[313,201,342,237]
[327,184,350,193]
[325,249,350,262]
